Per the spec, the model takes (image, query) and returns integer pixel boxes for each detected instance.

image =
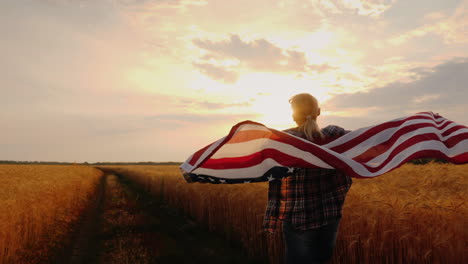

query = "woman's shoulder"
[321,125,350,137]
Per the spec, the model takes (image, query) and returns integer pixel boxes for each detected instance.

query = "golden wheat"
[0,164,103,264]
[100,163,467,264]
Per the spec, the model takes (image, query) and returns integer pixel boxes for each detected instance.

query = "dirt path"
[64,171,257,264]
[67,174,107,264]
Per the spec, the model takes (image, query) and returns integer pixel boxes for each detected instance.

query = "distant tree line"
[0,160,183,166]
[90,161,183,166]
[0,160,75,165]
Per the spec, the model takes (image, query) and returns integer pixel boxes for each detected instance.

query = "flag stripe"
[329,115,449,153]
[353,124,467,163]
[201,133,467,172]
[226,130,273,144]
[365,132,468,166]
[180,112,468,183]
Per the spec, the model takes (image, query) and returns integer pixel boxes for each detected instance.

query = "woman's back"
[262,124,352,233]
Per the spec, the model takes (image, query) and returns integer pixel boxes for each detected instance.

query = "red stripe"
[442,125,468,137]
[329,115,449,153]
[188,142,213,166]
[359,133,468,173]
[226,129,273,144]
[201,132,467,173]
[199,143,356,177]
[353,123,464,163]
[360,133,443,172]
[192,120,265,169]
[453,152,468,163]
[201,145,328,169]
[445,133,468,148]
[350,149,466,179]
[201,136,353,174]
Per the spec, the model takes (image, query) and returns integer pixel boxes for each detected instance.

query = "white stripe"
[188,136,227,172]
[180,153,194,172]
[417,112,446,122]
[322,125,369,149]
[364,126,468,166]
[305,139,468,178]
[181,124,285,173]
[209,137,333,169]
[324,114,447,149]
[192,158,284,179]
[356,139,468,177]
[232,123,318,147]
[324,116,450,150]
[345,120,460,159]
[323,115,409,149]
[235,123,271,132]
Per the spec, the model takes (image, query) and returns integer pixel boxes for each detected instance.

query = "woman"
[263,93,352,264]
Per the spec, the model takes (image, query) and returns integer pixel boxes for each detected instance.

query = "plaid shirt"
[262,125,352,233]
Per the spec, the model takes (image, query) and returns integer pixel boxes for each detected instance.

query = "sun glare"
[232,73,334,129]
[250,96,294,129]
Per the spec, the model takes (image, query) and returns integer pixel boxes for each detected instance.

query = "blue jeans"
[282,219,341,264]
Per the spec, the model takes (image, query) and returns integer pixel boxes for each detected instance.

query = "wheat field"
[101,163,468,264]
[0,165,103,264]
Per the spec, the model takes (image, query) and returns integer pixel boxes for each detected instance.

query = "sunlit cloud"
[411,94,441,104]
[192,62,239,83]
[117,0,208,9]
[389,1,468,45]
[312,0,396,17]
[192,34,335,82]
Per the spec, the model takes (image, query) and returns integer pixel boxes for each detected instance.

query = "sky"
[1,0,467,163]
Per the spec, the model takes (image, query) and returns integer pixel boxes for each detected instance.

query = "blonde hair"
[289,93,324,141]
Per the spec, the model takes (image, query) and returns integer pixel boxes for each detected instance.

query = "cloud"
[193,35,284,66]
[322,57,468,127]
[114,0,207,8]
[389,1,468,45]
[147,112,256,124]
[312,0,396,18]
[192,34,334,82]
[193,63,239,83]
[180,99,252,110]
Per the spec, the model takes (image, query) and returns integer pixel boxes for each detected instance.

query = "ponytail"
[299,115,324,141]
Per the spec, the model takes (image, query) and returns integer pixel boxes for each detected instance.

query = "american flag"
[180,112,468,184]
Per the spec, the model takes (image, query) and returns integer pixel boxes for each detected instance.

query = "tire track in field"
[67,169,257,264]
[97,173,159,263]
[67,173,107,264]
